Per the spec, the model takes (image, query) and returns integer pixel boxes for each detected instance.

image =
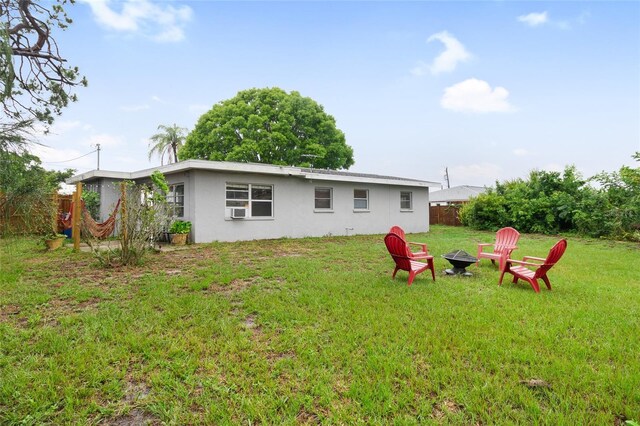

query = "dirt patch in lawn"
[22,245,223,290]
[107,408,159,426]
[0,304,24,327]
[432,399,464,419]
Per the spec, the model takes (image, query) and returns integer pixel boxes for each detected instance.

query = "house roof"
[67,159,441,188]
[429,185,487,203]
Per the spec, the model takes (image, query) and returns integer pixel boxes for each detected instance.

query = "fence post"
[51,191,59,234]
[120,182,127,257]
[73,183,82,252]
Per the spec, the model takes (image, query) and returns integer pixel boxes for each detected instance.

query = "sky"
[31,0,640,188]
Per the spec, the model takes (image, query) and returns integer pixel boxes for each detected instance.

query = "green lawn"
[1,226,639,424]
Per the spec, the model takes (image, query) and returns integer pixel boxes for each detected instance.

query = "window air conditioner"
[231,208,246,219]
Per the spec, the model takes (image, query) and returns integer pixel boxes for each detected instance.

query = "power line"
[42,149,97,164]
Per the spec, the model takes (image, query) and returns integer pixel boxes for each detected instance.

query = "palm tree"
[148,124,188,165]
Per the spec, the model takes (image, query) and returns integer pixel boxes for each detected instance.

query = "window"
[353,189,369,210]
[226,183,273,217]
[315,187,333,210]
[167,183,184,217]
[400,191,413,210]
[250,185,273,217]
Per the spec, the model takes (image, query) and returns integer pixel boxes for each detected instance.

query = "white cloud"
[517,11,578,30]
[120,104,150,112]
[413,31,471,75]
[577,10,590,25]
[441,78,515,113]
[410,61,430,77]
[513,148,530,157]
[29,145,97,171]
[82,0,193,43]
[517,12,549,27]
[52,120,83,134]
[33,120,89,138]
[30,145,77,163]
[87,133,124,148]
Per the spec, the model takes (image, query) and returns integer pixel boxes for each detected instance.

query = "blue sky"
[34,1,640,187]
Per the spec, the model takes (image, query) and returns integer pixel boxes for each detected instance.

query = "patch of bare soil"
[23,245,223,290]
[221,277,260,293]
[520,378,551,389]
[33,296,103,324]
[432,399,464,419]
[103,373,157,426]
[615,413,633,426]
[123,379,151,403]
[244,313,261,335]
[106,409,159,426]
[0,304,21,318]
[266,351,295,362]
[0,304,25,327]
[296,408,321,424]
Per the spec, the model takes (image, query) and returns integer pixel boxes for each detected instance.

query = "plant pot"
[45,237,65,251]
[170,233,188,245]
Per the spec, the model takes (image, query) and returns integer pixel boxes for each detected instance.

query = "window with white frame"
[400,191,413,210]
[353,189,369,210]
[166,183,184,217]
[315,187,333,210]
[226,183,273,217]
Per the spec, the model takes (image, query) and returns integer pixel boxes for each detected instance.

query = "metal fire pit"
[442,250,477,277]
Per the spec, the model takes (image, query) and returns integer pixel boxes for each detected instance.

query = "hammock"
[61,199,121,239]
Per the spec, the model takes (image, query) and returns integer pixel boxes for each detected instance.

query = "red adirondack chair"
[389,225,430,259]
[384,232,436,285]
[498,239,567,293]
[476,227,520,266]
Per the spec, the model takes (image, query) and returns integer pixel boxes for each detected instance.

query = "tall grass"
[0,226,638,424]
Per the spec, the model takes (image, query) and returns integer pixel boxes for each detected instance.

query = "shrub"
[461,156,640,242]
[169,220,191,234]
[84,174,171,267]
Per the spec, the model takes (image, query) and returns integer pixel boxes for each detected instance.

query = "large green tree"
[1,0,86,151]
[180,87,354,169]
[148,124,187,165]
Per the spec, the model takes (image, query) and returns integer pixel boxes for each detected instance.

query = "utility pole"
[444,167,450,189]
[96,143,101,170]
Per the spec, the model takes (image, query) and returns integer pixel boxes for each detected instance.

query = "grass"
[0,225,639,424]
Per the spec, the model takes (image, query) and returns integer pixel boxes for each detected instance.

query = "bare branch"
[1,0,85,147]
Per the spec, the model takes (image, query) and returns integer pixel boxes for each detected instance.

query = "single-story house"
[429,185,487,206]
[67,160,440,242]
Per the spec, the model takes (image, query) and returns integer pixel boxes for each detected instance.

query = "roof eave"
[301,172,439,188]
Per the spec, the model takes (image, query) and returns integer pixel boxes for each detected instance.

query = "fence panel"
[0,194,73,235]
[429,205,462,226]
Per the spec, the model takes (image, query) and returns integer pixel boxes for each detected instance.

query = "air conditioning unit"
[231,208,246,219]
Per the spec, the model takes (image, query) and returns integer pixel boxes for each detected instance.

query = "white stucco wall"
[95,179,123,221]
[190,170,429,242]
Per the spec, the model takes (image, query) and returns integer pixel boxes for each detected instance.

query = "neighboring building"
[67,160,440,242]
[429,185,487,206]
[428,185,488,226]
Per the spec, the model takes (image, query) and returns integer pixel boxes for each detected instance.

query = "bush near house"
[460,154,640,241]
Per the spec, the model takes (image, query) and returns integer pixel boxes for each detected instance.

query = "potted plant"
[44,232,67,250]
[168,220,191,245]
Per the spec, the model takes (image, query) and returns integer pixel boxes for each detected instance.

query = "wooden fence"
[0,193,73,235]
[429,205,462,226]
